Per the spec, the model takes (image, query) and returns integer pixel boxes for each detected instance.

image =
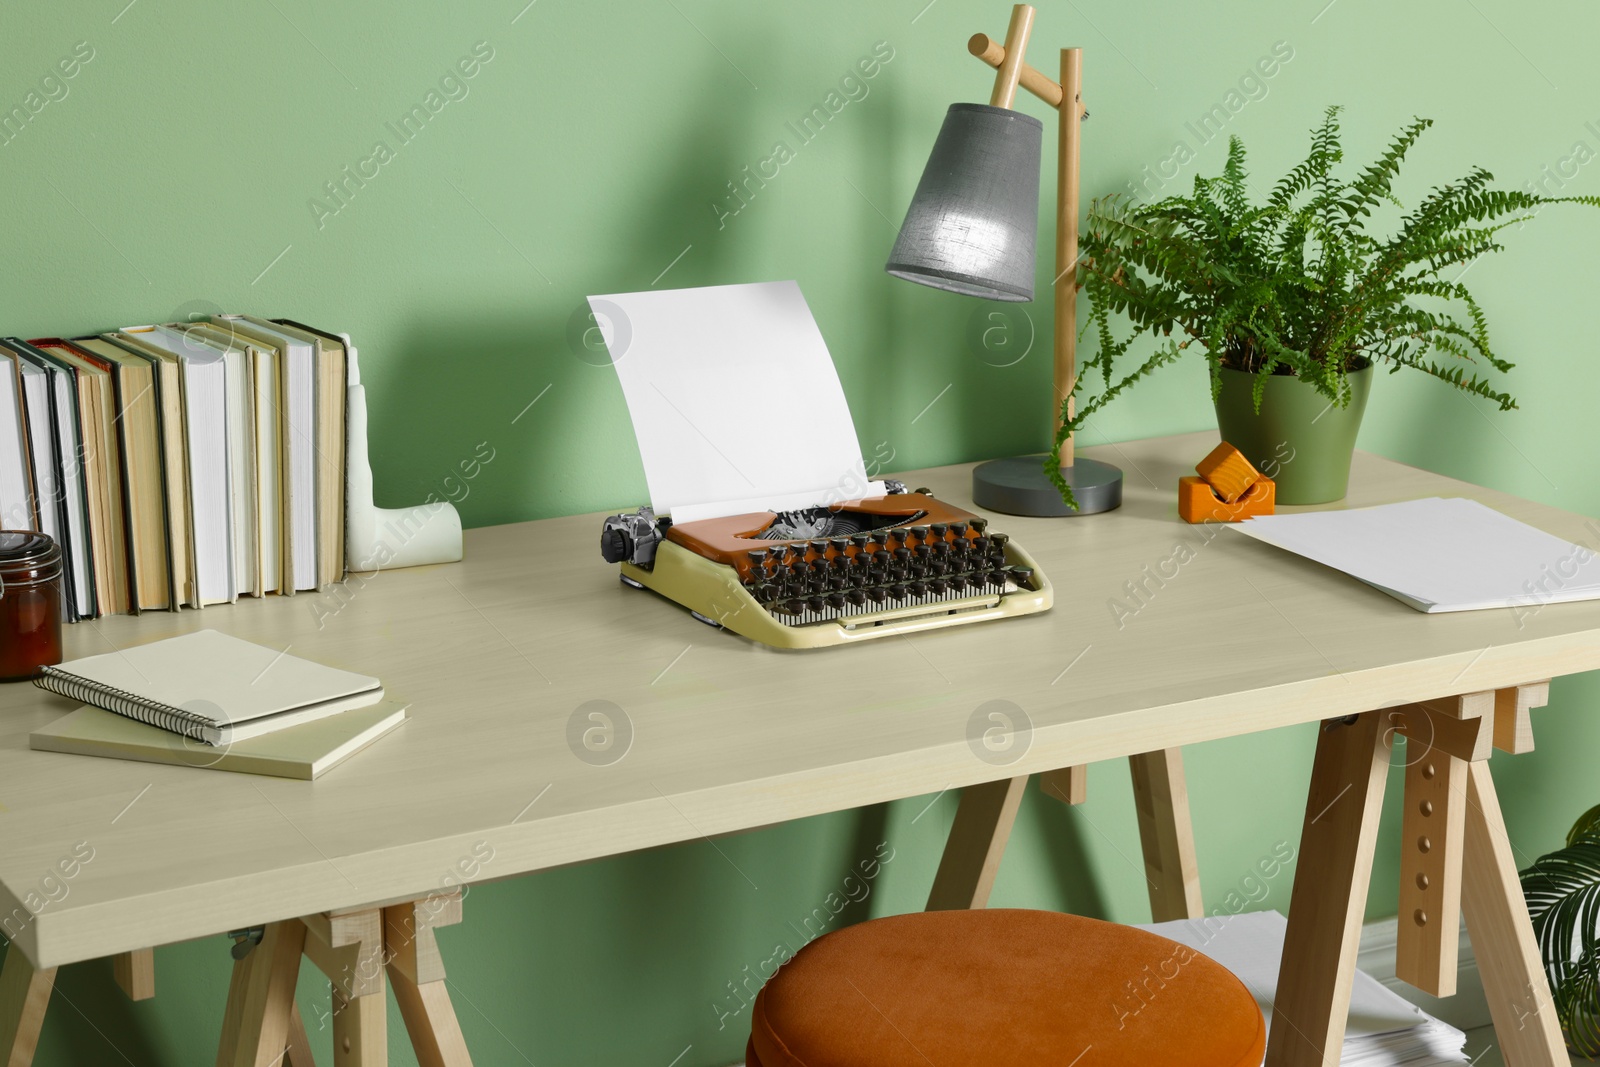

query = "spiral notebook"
[35,630,384,746]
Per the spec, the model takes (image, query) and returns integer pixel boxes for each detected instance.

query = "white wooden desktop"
[2,431,1595,1067]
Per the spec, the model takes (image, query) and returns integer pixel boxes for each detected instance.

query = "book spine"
[34,669,215,743]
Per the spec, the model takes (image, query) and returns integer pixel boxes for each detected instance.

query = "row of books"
[0,317,348,621]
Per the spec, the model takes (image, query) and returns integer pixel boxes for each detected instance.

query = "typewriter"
[599,483,1051,649]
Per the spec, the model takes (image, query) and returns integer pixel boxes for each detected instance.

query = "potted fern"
[1050,106,1600,506]
[1521,803,1600,1057]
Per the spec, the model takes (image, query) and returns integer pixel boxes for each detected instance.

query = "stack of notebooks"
[29,630,405,779]
[0,316,348,621]
[1139,911,1469,1065]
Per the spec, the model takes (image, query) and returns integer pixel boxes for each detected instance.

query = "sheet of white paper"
[1231,497,1600,612]
[1140,911,1467,1063]
[591,281,882,520]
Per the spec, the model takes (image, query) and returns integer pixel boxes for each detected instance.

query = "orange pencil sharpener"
[1179,442,1275,523]
[1178,475,1275,523]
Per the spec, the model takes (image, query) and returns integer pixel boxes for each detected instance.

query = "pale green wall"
[2,1,1598,1063]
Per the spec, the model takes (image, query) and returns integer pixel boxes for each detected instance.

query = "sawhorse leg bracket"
[1265,681,1564,1067]
[216,889,472,1067]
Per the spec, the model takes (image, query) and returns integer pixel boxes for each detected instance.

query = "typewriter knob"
[990,532,1010,550]
[807,596,826,613]
[908,580,929,597]
[866,587,888,603]
[845,589,866,607]
[1007,566,1034,587]
[949,522,968,538]
[970,517,989,534]
[913,487,932,496]
[600,527,632,563]
[830,536,851,555]
[849,532,870,549]
[928,579,948,594]
[826,593,846,610]
[948,575,968,592]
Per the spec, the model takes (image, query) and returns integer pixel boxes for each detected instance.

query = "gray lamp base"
[971,455,1123,517]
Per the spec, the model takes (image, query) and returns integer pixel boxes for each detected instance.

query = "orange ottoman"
[747,909,1265,1067]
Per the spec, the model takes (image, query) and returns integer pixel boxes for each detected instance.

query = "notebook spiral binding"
[35,667,216,743]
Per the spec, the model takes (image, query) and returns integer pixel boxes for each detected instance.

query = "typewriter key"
[826,593,846,610]
[948,575,968,592]
[846,589,866,606]
[1008,566,1034,586]
[866,587,888,603]
[949,522,968,537]
[970,518,988,534]
[928,523,948,541]
[806,596,826,613]
[908,580,928,597]
[928,579,948,594]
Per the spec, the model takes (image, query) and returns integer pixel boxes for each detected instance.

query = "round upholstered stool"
[747,909,1265,1067]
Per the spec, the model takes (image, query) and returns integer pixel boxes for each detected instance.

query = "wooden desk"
[2,431,1595,1066]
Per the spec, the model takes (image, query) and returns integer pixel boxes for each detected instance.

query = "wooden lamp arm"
[986,5,1036,107]
[969,32,1064,110]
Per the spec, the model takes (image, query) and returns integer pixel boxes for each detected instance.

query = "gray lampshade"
[885,103,1042,302]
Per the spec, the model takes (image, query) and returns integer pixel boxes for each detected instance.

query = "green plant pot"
[1213,363,1372,505]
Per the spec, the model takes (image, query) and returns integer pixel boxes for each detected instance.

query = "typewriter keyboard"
[737,519,1035,626]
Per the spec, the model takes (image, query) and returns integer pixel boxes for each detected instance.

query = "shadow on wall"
[372,67,759,527]
[1030,787,1113,918]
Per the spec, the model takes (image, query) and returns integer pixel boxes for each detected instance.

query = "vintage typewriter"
[599,483,1051,649]
[588,279,1053,648]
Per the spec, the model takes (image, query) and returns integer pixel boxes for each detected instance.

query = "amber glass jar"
[0,532,65,682]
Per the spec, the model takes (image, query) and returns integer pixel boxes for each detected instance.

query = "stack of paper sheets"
[1231,497,1600,612]
[1139,911,1467,1065]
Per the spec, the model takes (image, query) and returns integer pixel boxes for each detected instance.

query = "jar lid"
[0,531,63,583]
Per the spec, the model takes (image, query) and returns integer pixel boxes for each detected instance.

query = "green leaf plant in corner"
[1047,105,1600,508]
[1521,802,1600,1057]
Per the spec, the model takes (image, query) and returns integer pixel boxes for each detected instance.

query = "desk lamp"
[885,4,1120,515]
